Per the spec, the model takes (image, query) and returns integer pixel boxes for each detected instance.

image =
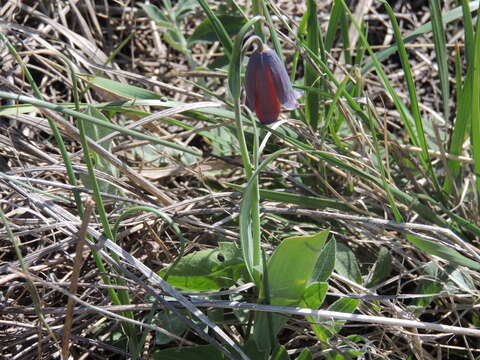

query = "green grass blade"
[196,0,233,59]
[470,15,480,199]
[360,1,480,76]
[429,0,451,121]
[305,0,321,130]
[325,0,342,51]
[445,46,467,193]
[381,0,441,194]
[0,33,84,214]
[460,0,475,66]
[262,0,283,59]
[0,90,202,157]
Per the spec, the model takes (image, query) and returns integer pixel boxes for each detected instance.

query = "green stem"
[234,100,253,177]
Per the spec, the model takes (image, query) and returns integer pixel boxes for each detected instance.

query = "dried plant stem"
[61,199,94,360]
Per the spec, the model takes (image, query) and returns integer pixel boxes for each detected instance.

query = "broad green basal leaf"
[267,229,330,306]
[159,242,246,291]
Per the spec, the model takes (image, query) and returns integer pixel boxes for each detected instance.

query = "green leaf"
[242,338,269,360]
[297,349,313,360]
[413,262,441,309]
[154,310,188,345]
[81,105,119,195]
[189,15,246,43]
[407,235,480,271]
[271,345,290,360]
[142,3,174,28]
[442,265,476,292]
[163,29,188,54]
[82,75,163,100]
[304,0,322,129]
[312,239,336,282]
[227,185,357,212]
[196,0,234,58]
[366,247,392,288]
[428,0,450,121]
[334,242,362,284]
[152,345,224,360]
[301,282,329,309]
[309,298,360,343]
[470,14,480,198]
[360,1,480,75]
[159,242,245,291]
[267,230,330,306]
[253,230,330,353]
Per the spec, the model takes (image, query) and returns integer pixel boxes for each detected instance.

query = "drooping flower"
[245,44,301,124]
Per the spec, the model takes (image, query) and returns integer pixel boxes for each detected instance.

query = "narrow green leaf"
[81,75,163,100]
[271,345,290,360]
[381,0,441,194]
[196,0,233,58]
[189,15,246,43]
[408,235,480,271]
[324,0,342,51]
[445,45,466,192]
[82,106,119,195]
[428,0,450,121]
[305,0,321,129]
[227,185,358,212]
[471,14,480,198]
[460,0,475,66]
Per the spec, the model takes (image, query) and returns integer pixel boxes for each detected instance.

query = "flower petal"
[245,50,261,112]
[244,44,300,124]
[254,66,281,124]
[258,45,301,110]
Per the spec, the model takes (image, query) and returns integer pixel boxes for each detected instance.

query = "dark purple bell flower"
[245,44,301,124]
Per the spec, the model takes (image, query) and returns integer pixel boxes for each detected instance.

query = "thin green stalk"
[0,34,84,215]
[0,91,201,157]
[75,108,139,351]
[229,16,263,285]
[234,101,253,176]
[252,0,265,41]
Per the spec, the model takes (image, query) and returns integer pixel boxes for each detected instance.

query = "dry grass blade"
[61,198,94,360]
[2,0,480,358]
[3,179,249,360]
